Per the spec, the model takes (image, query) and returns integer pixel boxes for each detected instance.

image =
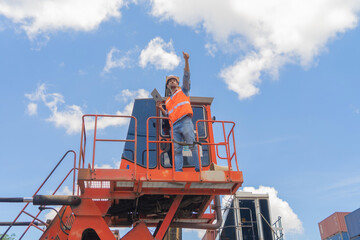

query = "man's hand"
[156,101,166,116]
[183,51,189,60]
[156,101,163,109]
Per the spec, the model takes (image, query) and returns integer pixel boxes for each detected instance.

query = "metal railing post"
[145,117,173,179]
[91,116,98,172]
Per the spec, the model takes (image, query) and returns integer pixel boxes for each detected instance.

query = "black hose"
[38,206,70,236]
[172,140,202,146]
[0,198,31,203]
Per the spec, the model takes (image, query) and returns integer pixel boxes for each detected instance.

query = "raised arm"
[183,51,189,72]
[182,52,191,95]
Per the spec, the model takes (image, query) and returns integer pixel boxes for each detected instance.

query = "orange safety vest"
[165,88,193,125]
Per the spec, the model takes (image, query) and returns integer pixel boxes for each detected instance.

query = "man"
[156,52,200,172]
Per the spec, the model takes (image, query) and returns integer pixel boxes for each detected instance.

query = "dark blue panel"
[220,201,236,240]
[346,208,360,239]
[260,199,273,240]
[192,106,207,138]
[239,199,259,240]
[122,99,157,168]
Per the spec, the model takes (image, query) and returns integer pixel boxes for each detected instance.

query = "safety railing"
[79,115,137,175]
[272,216,284,240]
[79,115,238,182]
[0,150,77,240]
[195,120,239,179]
[146,116,175,179]
[144,118,239,181]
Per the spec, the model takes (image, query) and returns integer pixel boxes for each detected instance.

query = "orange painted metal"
[77,161,243,222]
[69,217,116,240]
[4,99,243,240]
[68,198,116,240]
[80,114,137,175]
[195,120,238,181]
[94,200,112,216]
[146,116,175,179]
[92,116,98,173]
[205,106,217,166]
[202,230,218,240]
[154,195,184,240]
[74,113,243,236]
[197,196,215,218]
[39,206,73,240]
[73,111,242,237]
[79,168,242,181]
[121,222,154,240]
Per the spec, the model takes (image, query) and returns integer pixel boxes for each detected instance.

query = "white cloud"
[103,47,136,73]
[94,163,113,169]
[47,104,84,134]
[241,186,304,236]
[139,37,181,70]
[113,159,121,169]
[25,84,149,134]
[149,0,360,99]
[0,0,131,39]
[205,43,217,57]
[115,89,149,102]
[59,186,73,195]
[78,69,87,75]
[95,157,122,169]
[26,102,38,115]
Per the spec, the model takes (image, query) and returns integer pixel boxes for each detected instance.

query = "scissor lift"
[2,97,243,240]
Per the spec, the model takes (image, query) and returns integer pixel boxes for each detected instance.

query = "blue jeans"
[173,116,200,172]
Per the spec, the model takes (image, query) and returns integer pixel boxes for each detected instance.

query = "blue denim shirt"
[181,70,191,96]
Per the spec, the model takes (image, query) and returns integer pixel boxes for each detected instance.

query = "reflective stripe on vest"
[168,101,190,115]
[165,89,193,124]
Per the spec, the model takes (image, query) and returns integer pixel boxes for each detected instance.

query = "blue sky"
[1,0,360,239]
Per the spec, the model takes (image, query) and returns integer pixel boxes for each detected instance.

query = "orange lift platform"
[1,96,243,240]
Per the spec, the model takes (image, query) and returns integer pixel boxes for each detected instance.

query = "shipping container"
[345,208,360,239]
[326,232,349,240]
[319,212,350,240]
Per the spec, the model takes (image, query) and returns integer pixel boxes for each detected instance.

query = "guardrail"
[195,120,239,179]
[79,114,137,176]
[79,115,239,182]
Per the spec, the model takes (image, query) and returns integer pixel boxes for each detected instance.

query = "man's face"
[167,78,179,90]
